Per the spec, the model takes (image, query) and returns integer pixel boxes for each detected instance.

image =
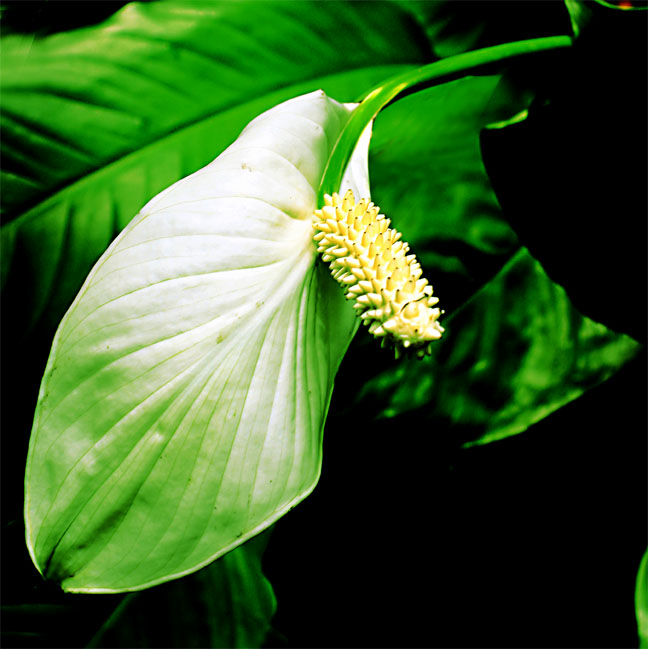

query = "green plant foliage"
[318,35,571,203]
[638,548,648,648]
[337,76,641,445]
[398,0,572,58]
[22,42,597,595]
[2,0,644,646]
[87,532,276,648]
[354,248,639,447]
[480,0,647,343]
[370,74,520,303]
[2,534,274,649]
[1,0,425,339]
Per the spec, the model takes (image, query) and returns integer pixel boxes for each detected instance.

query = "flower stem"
[318,34,573,204]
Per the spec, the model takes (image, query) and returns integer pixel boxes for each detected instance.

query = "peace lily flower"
[25,90,440,593]
[24,32,575,593]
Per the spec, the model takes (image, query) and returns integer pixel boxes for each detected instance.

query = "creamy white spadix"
[25,91,366,593]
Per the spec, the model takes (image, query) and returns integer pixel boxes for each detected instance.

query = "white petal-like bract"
[25,91,365,592]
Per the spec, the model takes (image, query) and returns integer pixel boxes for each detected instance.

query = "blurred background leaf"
[87,532,275,649]
[332,75,641,447]
[352,248,639,448]
[480,0,647,342]
[638,548,648,648]
[1,535,273,649]
[397,0,572,58]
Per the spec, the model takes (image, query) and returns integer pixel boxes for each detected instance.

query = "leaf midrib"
[2,63,416,231]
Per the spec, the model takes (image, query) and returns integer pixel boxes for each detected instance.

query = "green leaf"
[88,533,276,648]
[397,0,573,59]
[637,548,648,649]
[370,75,521,312]
[338,74,641,446]
[1,0,426,339]
[564,0,592,37]
[356,249,640,447]
[318,35,572,203]
[1,535,274,648]
[479,1,647,343]
[25,90,362,592]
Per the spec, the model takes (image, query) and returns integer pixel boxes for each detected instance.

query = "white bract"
[25,91,368,592]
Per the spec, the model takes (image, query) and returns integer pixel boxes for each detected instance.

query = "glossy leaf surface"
[337,75,641,446]
[353,249,639,447]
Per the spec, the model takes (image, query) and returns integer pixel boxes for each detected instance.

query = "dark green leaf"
[354,248,639,447]
[480,0,647,342]
[397,0,572,58]
[88,533,276,649]
[335,74,641,446]
[638,548,648,648]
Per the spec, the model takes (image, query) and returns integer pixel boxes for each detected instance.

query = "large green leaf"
[24,90,363,592]
[353,248,639,447]
[1,0,427,340]
[334,74,641,446]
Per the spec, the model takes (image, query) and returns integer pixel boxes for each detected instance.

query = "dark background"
[266,347,646,648]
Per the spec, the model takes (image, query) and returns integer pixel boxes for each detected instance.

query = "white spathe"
[25,90,368,592]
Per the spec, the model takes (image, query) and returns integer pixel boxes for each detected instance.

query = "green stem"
[318,34,573,203]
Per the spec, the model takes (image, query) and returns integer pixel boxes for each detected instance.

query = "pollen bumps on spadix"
[312,189,444,358]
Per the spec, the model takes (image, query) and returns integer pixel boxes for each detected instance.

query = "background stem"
[318,34,573,203]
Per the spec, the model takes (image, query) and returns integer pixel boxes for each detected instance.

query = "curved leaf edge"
[637,547,648,648]
[2,63,413,233]
[24,89,369,593]
[26,303,355,593]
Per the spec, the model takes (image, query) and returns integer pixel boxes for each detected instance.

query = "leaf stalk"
[318,35,573,203]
